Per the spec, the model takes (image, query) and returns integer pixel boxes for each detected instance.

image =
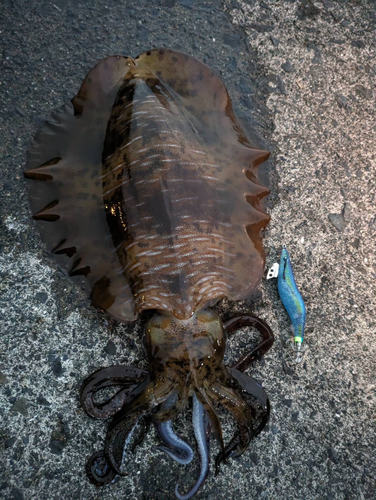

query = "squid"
[25,49,274,498]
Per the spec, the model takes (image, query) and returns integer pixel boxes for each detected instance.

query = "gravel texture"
[0,1,375,499]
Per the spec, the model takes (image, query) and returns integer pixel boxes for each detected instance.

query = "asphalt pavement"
[0,1,375,499]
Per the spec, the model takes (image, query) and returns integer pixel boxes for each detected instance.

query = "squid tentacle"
[82,310,274,496]
[129,417,152,453]
[224,314,274,373]
[105,379,175,474]
[156,421,194,466]
[207,383,254,474]
[229,368,270,437]
[153,382,190,422]
[196,386,226,462]
[85,378,168,487]
[228,368,268,409]
[80,365,148,419]
[153,403,181,423]
[85,415,146,486]
[155,391,194,465]
[175,394,209,500]
[87,414,151,483]
[86,450,117,486]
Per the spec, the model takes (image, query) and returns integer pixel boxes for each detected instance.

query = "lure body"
[277,248,306,344]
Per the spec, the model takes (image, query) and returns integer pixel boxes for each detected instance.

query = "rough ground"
[0,0,375,499]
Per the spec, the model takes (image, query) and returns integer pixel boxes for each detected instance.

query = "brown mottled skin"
[25,49,273,495]
[102,50,269,320]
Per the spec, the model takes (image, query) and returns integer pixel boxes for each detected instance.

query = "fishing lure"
[267,247,306,363]
[25,48,274,498]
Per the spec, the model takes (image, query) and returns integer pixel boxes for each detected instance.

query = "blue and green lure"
[267,247,306,363]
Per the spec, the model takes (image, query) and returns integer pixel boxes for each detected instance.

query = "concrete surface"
[0,0,375,499]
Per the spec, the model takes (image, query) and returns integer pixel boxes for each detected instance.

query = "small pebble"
[10,398,29,416]
[335,94,348,109]
[52,358,63,376]
[104,340,117,355]
[328,213,346,232]
[354,84,372,100]
[281,61,293,73]
[328,447,339,464]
